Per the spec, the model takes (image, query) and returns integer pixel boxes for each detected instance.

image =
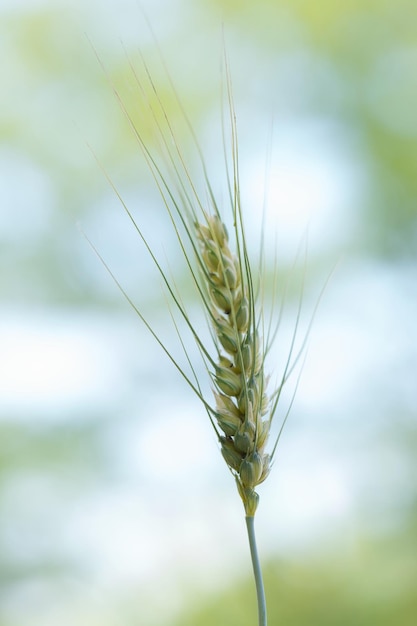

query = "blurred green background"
[1,0,416,625]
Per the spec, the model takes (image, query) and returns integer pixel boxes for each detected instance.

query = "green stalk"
[246,515,267,626]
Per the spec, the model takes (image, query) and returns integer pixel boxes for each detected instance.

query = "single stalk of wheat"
[195,212,272,625]
[88,40,315,626]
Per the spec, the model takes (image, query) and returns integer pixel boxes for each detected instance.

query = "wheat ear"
[195,214,270,518]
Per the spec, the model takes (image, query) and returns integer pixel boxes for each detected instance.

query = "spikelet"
[196,214,271,517]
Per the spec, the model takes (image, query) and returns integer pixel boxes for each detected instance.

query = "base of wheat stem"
[246,515,267,626]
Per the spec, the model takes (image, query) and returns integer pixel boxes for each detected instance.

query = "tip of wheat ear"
[196,214,271,517]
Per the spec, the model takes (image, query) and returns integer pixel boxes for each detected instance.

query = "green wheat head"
[88,43,308,522]
[195,213,271,517]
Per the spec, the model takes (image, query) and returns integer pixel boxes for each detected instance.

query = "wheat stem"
[246,515,267,626]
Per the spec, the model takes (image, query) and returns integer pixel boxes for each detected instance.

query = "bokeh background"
[1,0,416,625]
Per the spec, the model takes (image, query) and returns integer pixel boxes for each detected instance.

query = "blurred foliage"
[0,419,105,477]
[209,0,417,257]
[0,416,110,584]
[174,523,417,626]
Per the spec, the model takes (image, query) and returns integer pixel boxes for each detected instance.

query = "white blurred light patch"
[243,120,362,259]
[0,310,129,418]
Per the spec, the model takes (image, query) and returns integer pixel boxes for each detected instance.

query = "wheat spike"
[195,214,271,517]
